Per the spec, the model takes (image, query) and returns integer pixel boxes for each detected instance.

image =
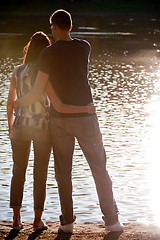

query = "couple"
[7,9,124,233]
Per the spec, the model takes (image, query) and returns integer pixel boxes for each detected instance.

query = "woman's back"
[15,63,50,129]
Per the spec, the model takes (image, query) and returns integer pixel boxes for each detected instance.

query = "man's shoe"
[33,224,48,231]
[105,220,124,232]
[58,223,73,233]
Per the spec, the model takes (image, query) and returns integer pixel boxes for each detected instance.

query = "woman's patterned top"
[14,63,50,130]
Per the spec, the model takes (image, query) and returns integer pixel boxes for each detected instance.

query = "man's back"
[38,38,93,117]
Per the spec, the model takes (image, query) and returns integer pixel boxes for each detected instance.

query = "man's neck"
[55,32,72,41]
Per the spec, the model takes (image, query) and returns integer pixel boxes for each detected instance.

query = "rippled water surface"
[1,14,160,225]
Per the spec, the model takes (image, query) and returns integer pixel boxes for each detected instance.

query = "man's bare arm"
[14,70,95,114]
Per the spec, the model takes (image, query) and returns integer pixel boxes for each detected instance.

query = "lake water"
[0,13,160,226]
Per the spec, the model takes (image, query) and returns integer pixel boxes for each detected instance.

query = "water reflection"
[145,93,160,226]
[0,30,160,225]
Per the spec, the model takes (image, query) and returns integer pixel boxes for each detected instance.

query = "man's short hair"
[50,9,72,31]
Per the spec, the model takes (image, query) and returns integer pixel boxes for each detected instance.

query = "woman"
[7,31,52,231]
[7,31,95,231]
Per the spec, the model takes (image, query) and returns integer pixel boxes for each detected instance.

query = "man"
[15,9,124,233]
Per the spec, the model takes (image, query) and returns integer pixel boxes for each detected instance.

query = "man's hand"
[87,102,96,114]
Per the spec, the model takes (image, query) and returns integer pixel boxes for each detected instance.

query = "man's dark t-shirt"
[38,38,93,117]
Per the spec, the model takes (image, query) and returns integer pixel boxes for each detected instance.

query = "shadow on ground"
[4,228,20,240]
[103,231,123,239]
[4,228,48,240]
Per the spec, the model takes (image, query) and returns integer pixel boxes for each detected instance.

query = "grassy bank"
[1,0,160,16]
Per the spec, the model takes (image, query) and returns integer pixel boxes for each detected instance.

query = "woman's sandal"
[12,223,24,230]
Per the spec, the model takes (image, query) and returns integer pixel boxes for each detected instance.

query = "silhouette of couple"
[7,9,123,233]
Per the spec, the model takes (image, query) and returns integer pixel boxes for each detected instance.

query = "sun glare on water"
[145,72,160,227]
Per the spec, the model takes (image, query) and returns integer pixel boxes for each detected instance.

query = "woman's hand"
[8,128,12,138]
[87,102,96,114]
[13,99,19,111]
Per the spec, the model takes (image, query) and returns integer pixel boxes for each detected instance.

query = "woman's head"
[23,31,51,64]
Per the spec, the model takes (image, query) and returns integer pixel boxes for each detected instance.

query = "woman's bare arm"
[7,68,17,137]
[45,81,95,114]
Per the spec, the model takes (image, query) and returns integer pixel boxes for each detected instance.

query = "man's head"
[50,9,72,32]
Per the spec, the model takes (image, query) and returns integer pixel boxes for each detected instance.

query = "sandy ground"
[1,221,160,240]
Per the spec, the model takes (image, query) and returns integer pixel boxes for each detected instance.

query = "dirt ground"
[1,221,160,240]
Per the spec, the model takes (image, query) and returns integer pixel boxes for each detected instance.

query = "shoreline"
[1,221,160,239]
[1,11,160,17]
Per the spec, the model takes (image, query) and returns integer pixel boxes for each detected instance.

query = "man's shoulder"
[40,44,56,59]
[74,38,90,47]
[41,44,53,53]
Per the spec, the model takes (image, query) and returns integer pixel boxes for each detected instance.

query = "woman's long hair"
[23,31,51,64]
